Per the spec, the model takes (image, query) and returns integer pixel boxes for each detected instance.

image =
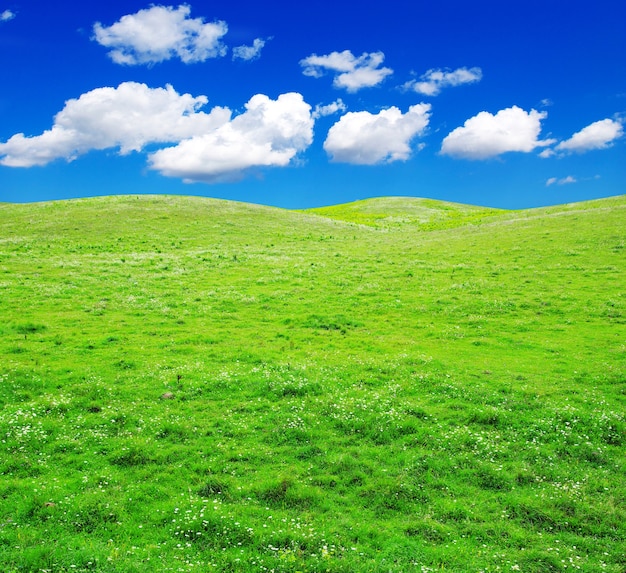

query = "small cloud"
[323,103,431,164]
[92,5,228,65]
[1,9,15,21]
[441,106,555,159]
[232,37,271,61]
[553,118,623,154]
[546,175,577,186]
[403,67,482,96]
[539,98,553,107]
[300,50,393,92]
[538,148,555,158]
[312,99,347,119]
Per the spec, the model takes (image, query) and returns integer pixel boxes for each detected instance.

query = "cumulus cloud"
[148,92,314,183]
[553,118,623,154]
[440,106,555,159]
[92,5,228,65]
[0,82,230,167]
[1,9,15,21]
[312,99,347,119]
[232,37,270,61]
[0,85,314,183]
[300,50,393,92]
[323,104,431,164]
[546,175,577,186]
[404,67,482,96]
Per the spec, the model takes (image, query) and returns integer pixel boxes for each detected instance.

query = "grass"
[0,193,624,572]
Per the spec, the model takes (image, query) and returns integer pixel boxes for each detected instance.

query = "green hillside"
[304,196,504,229]
[1,194,625,572]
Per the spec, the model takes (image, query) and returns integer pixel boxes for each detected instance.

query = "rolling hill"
[0,194,624,572]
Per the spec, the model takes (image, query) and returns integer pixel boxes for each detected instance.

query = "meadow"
[0,193,624,572]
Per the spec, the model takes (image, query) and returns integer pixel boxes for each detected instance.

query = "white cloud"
[0,82,230,167]
[554,118,623,154]
[440,106,555,159]
[546,175,577,186]
[404,67,482,96]
[92,5,228,65]
[538,148,555,158]
[232,37,270,61]
[148,92,314,183]
[323,104,431,164]
[300,50,393,92]
[312,99,347,119]
[1,9,15,21]
[0,86,314,183]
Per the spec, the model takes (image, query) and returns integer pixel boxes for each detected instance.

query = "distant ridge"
[1,193,624,235]
[303,196,504,230]
[302,194,626,231]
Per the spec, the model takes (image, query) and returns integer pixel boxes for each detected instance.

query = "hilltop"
[304,195,505,229]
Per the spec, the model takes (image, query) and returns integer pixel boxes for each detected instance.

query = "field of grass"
[0,193,624,572]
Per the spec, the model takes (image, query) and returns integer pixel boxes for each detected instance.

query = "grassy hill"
[0,194,625,572]
[304,196,505,229]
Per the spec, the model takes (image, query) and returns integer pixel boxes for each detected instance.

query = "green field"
[1,194,624,572]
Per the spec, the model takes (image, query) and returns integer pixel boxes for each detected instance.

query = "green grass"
[0,193,625,572]
[304,196,504,229]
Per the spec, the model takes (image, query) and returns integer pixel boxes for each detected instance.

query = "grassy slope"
[0,194,625,573]
[304,196,505,229]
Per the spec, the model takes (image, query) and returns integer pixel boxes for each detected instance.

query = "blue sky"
[0,0,624,209]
